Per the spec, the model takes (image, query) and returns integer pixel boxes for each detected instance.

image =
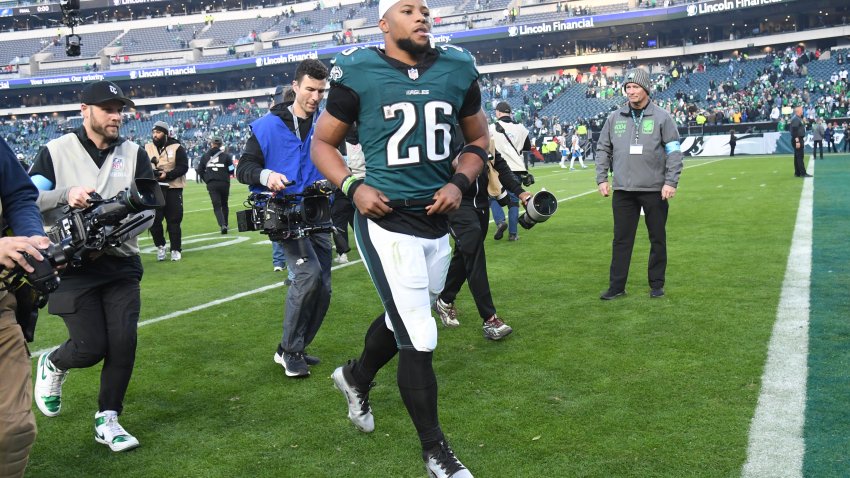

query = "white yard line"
[30,260,363,359]
[741,160,814,477]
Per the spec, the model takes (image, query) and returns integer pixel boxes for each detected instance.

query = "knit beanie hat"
[623,68,651,95]
[152,121,170,135]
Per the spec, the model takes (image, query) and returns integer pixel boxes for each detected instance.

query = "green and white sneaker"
[34,352,68,417]
[95,411,140,452]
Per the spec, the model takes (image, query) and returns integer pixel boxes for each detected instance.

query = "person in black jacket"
[788,106,810,177]
[433,134,531,340]
[145,122,190,261]
[197,136,233,234]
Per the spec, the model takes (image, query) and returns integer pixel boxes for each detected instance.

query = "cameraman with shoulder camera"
[28,80,153,452]
[236,59,331,378]
[489,102,531,242]
[145,121,189,261]
[0,138,50,478]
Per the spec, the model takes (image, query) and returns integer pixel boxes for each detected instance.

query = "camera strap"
[495,122,524,162]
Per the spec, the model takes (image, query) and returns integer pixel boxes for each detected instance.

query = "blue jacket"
[248,111,325,196]
[0,139,44,237]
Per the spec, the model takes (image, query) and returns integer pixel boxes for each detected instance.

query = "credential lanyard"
[630,109,644,144]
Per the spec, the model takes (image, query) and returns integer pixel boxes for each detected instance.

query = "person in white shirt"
[569,130,587,170]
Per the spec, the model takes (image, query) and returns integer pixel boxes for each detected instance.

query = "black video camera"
[46,178,165,263]
[237,180,334,241]
[0,178,164,342]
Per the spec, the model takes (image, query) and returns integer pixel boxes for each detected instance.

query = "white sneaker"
[34,352,68,417]
[156,246,166,262]
[335,252,349,264]
[95,411,140,452]
[273,266,285,272]
[423,440,473,478]
[331,363,374,433]
[170,250,181,261]
[433,298,460,328]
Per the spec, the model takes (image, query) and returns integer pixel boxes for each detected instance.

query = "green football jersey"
[330,45,479,207]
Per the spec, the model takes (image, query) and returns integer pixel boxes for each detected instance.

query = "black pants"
[150,186,183,251]
[792,138,806,176]
[609,190,669,292]
[813,139,823,159]
[440,204,496,320]
[827,140,836,153]
[48,280,141,414]
[729,143,736,157]
[331,190,354,255]
[206,180,230,228]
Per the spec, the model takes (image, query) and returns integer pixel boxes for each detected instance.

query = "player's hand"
[427,183,462,215]
[598,182,610,197]
[0,236,50,273]
[519,191,532,206]
[661,185,677,200]
[67,186,95,208]
[353,184,393,219]
[267,172,290,192]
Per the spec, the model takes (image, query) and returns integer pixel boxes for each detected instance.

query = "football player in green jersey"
[311,1,487,476]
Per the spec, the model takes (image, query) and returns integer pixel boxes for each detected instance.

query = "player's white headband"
[378,0,428,20]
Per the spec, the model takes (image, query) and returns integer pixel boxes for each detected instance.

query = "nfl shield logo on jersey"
[407,68,419,80]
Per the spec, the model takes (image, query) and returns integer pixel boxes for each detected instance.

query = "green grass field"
[25,156,813,477]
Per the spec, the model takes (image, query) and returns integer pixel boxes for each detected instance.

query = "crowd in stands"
[4,43,850,168]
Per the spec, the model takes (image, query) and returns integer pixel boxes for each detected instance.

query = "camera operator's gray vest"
[44,133,140,256]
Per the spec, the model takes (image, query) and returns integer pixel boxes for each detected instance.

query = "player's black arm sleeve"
[458,80,482,118]
[325,83,359,125]
[235,135,266,186]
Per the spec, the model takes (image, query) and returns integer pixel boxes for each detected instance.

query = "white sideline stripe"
[29,259,364,359]
[742,160,814,477]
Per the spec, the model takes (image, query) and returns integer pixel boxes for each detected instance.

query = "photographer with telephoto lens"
[236,59,332,378]
[28,80,154,452]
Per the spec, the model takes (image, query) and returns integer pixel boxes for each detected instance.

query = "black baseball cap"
[496,101,512,114]
[80,80,135,107]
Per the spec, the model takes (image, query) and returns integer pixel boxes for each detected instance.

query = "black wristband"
[461,144,489,163]
[449,173,471,193]
[346,178,365,201]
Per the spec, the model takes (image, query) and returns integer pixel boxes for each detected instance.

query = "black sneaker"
[304,353,321,366]
[221,226,228,234]
[650,288,665,298]
[423,440,473,478]
[600,289,626,300]
[493,222,508,240]
[281,352,310,377]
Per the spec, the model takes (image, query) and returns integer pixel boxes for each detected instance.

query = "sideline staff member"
[146,121,189,261]
[197,136,233,234]
[236,59,332,378]
[788,106,810,178]
[489,101,531,242]
[595,68,683,300]
[0,138,51,478]
[29,80,153,452]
